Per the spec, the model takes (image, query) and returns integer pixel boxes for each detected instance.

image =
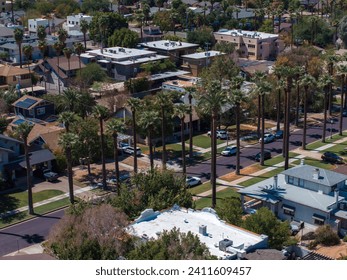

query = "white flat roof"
[86,47,158,60]
[182,50,223,59]
[129,206,267,259]
[141,40,199,50]
[215,29,278,39]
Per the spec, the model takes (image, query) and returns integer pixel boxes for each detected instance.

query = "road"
[0,117,342,256]
[0,209,65,256]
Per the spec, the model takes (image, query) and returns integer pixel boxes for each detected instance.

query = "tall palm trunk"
[295,81,300,126]
[132,109,138,173]
[181,117,186,175]
[260,95,265,166]
[27,60,34,94]
[322,90,328,143]
[57,55,61,93]
[189,94,193,159]
[257,94,261,137]
[24,140,34,214]
[236,103,241,174]
[161,106,167,169]
[284,84,291,170]
[19,43,22,68]
[211,112,217,208]
[66,146,74,204]
[277,88,281,131]
[340,77,344,136]
[99,119,107,189]
[148,131,154,170]
[283,88,288,157]
[302,86,308,150]
[113,134,120,195]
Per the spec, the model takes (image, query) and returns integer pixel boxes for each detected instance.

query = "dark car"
[321,152,344,164]
[254,151,272,162]
[274,130,284,139]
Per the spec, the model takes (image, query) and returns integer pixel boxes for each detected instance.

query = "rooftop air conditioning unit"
[219,239,233,251]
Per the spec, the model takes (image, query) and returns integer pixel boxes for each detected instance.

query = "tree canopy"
[108,28,139,48]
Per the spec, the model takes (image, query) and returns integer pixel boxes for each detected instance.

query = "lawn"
[0,197,70,229]
[291,158,336,170]
[194,187,240,209]
[186,135,224,149]
[0,190,64,214]
[263,152,299,167]
[306,132,347,151]
[320,140,347,156]
[188,182,211,195]
[238,167,286,187]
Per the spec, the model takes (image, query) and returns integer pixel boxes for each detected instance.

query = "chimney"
[273,175,278,189]
[313,168,320,180]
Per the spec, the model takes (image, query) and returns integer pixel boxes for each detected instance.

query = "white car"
[259,133,275,144]
[124,146,142,156]
[186,176,201,188]
[221,146,237,156]
[207,130,229,139]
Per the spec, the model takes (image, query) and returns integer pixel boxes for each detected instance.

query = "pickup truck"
[43,169,59,182]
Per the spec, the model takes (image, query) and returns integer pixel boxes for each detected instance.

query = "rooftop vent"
[273,175,278,189]
[313,168,320,180]
[300,159,305,165]
[219,239,233,251]
[199,224,207,236]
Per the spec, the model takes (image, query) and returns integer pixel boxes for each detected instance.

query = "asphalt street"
[0,116,343,256]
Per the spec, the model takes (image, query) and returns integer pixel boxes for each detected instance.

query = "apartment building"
[28,18,48,34]
[64,13,92,36]
[214,29,284,60]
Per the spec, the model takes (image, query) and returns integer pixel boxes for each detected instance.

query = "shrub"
[315,225,340,246]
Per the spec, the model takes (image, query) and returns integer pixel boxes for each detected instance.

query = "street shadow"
[309,133,321,139]
[0,194,20,215]
[290,140,302,146]
[22,234,45,244]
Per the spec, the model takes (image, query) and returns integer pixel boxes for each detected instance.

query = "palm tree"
[80,20,89,50]
[229,77,247,174]
[106,118,126,194]
[15,122,34,214]
[93,105,109,189]
[318,74,334,143]
[37,25,46,42]
[61,88,80,113]
[186,87,196,159]
[127,97,142,174]
[73,42,84,73]
[58,132,78,204]
[173,103,190,175]
[63,48,73,77]
[337,64,347,135]
[252,71,266,138]
[22,45,34,94]
[299,74,316,150]
[57,28,68,48]
[294,67,305,127]
[58,111,77,133]
[134,12,144,41]
[14,28,24,68]
[37,40,47,90]
[139,110,160,171]
[324,52,339,115]
[196,80,228,208]
[98,15,109,53]
[53,41,64,93]
[272,65,286,132]
[155,91,174,170]
[251,78,272,166]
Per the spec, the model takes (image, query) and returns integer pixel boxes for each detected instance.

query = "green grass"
[263,152,299,167]
[320,140,347,155]
[186,135,224,149]
[292,158,336,170]
[238,167,286,187]
[194,187,239,209]
[0,190,64,213]
[0,197,70,229]
[189,182,211,195]
[306,132,347,151]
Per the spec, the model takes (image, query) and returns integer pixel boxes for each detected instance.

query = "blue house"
[12,95,55,121]
[239,163,347,236]
[0,134,22,184]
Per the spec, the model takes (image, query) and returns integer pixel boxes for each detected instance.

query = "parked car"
[207,130,229,140]
[254,151,272,162]
[43,169,59,182]
[124,146,142,156]
[259,133,275,144]
[186,176,201,188]
[119,142,130,150]
[221,146,237,156]
[343,110,347,117]
[321,152,344,164]
[106,173,131,185]
[274,130,284,139]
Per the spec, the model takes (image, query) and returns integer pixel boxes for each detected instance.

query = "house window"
[283,205,295,216]
[37,107,45,115]
[312,214,325,225]
[288,176,294,184]
[299,178,304,187]
[13,76,16,81]
[29,109,34,116]
[248,52,255,56]
[248,44,256,48]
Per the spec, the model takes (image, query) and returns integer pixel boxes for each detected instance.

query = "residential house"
[0,26,14,40]
[12,95,55,120]
[63,13,92,37]
[237,58,275,80]
[81,47,169,80]
[27,123,65,152]
[181,50,224,76]
[140,40,199,66]
[0,134,22,182]
[238,164,347,235]
[0,64,31,90]
[142,26,163,42]
[129,205,268,259]
[28,18,48,34]
[214,29,284,60]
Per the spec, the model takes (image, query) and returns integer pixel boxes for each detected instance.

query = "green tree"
[15,122,34,214]
[243,207,290,249]
[53,41,64,93]
[22,45,34,94]
[37,25,47,42]
[81,0,110,13]
[106,118,126,194]
[59,132,79,204]
[127,227,216,260]
[0,117,7,133]
[93,105,109,189]
[63,48,73,74]
[216,197,243,226]
[153,11,174,33]
[195,80,228,208]
[127,98,142,174]
[108,28,139,48]
[315,225,341,246]
[187,26,215,48]
[80,20,89,50]
[77,63,107,88]
[57,28,68,48]
[318,74,334,143]
[338,15,347,48]
[58,111,77,133]
[73,42,85,72]
[14,28,24,68]
[173,103,190,175]
[337,64,347,135]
